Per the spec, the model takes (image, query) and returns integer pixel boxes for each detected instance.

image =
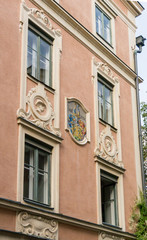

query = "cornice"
[29,0,138,86]
[17,117,63,143]
[126,0,144,16]
[0,198,136,239]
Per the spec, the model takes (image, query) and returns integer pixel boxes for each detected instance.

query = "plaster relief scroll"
[17,212,58,239]
[20,0,61,37]
[17,83,61,137]
[99,232,125,240]
[95,126,123,168]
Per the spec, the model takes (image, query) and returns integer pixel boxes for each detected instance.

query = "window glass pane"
[104,15,111,43]
[105,87,111,104]
[27,47,37,78]
[24,147,34,200]
[98,96,104,119]
[38,152,48,204]
[40,38,50,60]
[101,174,117,226]
[96,7,102,35]
[98,82,103,98]
[40,56,50,85]
[28,30,37,51]
[105,102,112,125]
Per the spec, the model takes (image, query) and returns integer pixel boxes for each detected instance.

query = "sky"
[136,1,147,103]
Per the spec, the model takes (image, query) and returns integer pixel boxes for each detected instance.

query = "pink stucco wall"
[0,0,21,201]
[0,0,140,236]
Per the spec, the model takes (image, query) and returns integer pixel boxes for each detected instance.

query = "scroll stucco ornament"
[95,126,123,167]
[17,212,58,239]
[17,84,61,137]
[100,232,125,240]
[20,0,61,36]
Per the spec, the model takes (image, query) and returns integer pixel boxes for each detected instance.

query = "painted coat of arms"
[66,99,90,144]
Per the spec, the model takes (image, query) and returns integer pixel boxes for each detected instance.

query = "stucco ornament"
[99,232,125,240]
[95,126,123,167]
[17,84,61,136]
[92,58,119,84]
[20,0,61,36]
[17,212,58,239]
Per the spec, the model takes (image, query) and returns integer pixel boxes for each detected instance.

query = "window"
[95,5,111,44]
[98,76,113,125]
[27,24,53,87]
[24,137,52,206]
[101,170,118,226]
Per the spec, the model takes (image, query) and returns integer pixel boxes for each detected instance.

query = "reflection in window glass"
[24,141,51,205]
[95,6,111,44]
[27,28,52,87]
[98,80,113,125]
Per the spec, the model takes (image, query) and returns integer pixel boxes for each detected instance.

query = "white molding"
[19,0,62,128]
[17,84,61,137]
[92,58,122,166]
[31,0,137,86]
[16,212,58,239]
[104,0,137,32]
[94,125,124,168]
[92,0,116,53]
[65,97,90,145]
[96,162,126,231]
[16,123,60,212]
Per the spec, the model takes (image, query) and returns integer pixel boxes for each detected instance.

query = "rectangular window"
[101,170,118,226]
[27,24,53,87]
[98,77,113,125]
[24,137,52,206]
[95,5,111,44]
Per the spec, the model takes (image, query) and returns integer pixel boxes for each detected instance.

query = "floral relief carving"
[100,232,125,240]
[93,58,119,83]
[94,126,123,167]
[17,212,58,239]
[29,8,50,26]
[20,0,61,36]
[17,84,61,137]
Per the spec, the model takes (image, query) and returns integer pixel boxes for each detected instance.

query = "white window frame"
[96,163,125,230]
[19,1,62,128]
[92,0,116,53]
[17,123,60,211]
[92,57,122,163]
[24,137,52,206]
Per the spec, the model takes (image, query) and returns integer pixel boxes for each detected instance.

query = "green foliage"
[141,102,147,161]
[140,102,147,196]
[130,192,147,240]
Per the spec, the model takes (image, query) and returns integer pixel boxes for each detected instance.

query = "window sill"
[99,118,117,132]
[27,74,55,94]
[101,222,122,231]
[96,33,113,48]
[23,198,54,211]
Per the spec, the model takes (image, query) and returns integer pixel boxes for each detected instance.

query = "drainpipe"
[134,35,146,200]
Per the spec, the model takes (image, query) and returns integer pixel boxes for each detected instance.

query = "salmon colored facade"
[0,0,144,240]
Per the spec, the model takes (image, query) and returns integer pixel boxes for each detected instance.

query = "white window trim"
[92,57,122,165]
[19,0,62,128]
[92,0,116,53]
[17,1,62,212]
[96,162,125,230]
[17,124,60,212]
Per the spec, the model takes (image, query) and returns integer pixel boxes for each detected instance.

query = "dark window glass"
[24,141,51,206]
[101,170,118,226]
